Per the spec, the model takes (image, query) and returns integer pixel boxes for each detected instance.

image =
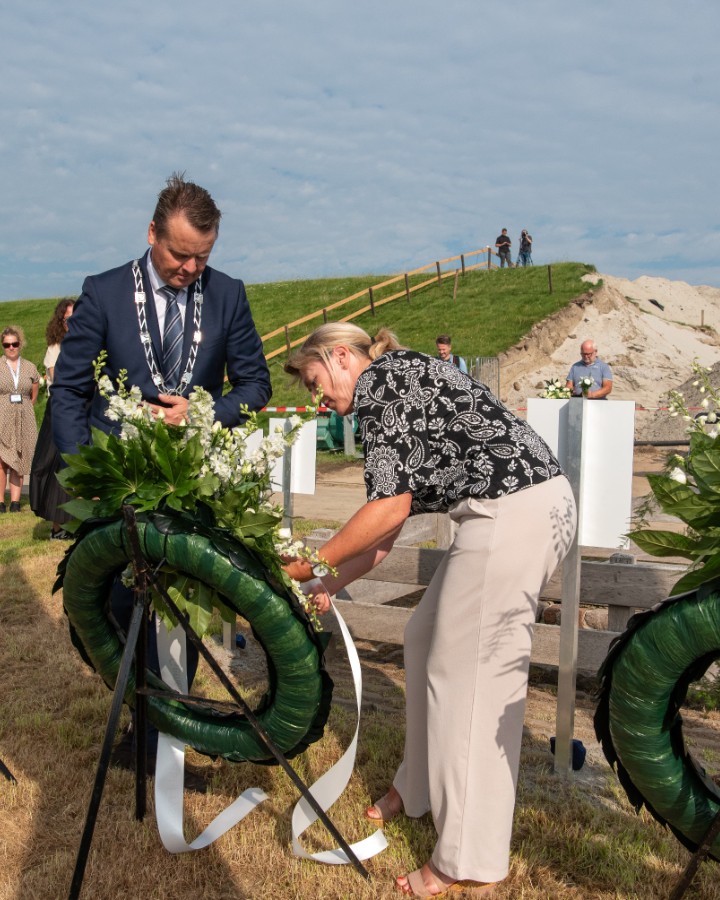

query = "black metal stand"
[68,506,369,899]
[0,759,17,783]
[669,810,720,900]
[68,508,151,899]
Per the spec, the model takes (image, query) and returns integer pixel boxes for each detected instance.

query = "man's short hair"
[436,334,452,345]
[152,171,222,237]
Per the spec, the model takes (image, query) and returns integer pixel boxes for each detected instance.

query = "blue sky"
[2,1,719,302]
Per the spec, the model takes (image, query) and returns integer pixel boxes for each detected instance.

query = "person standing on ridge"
[517,229,533,266]
[494,228,513,268]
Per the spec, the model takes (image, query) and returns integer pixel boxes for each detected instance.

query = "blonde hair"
[1,325,25,349]
[284,323,403,384]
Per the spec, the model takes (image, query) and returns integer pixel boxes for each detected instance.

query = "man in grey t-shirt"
[565,339,613,399]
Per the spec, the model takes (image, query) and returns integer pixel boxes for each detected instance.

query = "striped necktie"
[160,285,183,390]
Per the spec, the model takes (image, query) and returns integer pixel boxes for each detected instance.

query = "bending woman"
[283,323,576,897]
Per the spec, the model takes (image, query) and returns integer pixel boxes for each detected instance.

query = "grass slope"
[1,262,594,415]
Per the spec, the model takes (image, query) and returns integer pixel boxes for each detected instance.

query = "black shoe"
[50,528,72,540]
[0,503,5,514]
[183,769,209,794]
[9,502,20,513]
[110,732,208,794]
[109,728,143,771]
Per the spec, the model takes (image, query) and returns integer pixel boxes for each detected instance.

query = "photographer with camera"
[517,229,533,266]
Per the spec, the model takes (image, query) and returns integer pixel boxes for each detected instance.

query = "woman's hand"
[301,579,332,615]
[282,557,314,583]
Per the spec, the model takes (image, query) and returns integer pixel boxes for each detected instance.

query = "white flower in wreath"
[668,467,687,485]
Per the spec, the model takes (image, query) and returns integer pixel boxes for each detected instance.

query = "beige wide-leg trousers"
[393,475,576,884]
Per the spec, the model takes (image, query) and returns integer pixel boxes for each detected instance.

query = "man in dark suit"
[53,173,271,451]
[52,173,272,784]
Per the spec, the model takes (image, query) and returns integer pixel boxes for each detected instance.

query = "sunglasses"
[2,341,20,349]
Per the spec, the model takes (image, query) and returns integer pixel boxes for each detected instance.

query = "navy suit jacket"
[52,252,272,455]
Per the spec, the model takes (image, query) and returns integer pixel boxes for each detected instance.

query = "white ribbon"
[290,597,388,863]
[153,601,388,864]
[154,622,268,853]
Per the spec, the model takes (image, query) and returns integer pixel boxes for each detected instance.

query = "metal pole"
[554,399,583,776]
[669,809,720,899]
[0,759,16,783]
[343,415,356,457]
[68,590,148,899]
[282,420,294,531]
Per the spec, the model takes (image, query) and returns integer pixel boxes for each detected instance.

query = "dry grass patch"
[3,505,720,898]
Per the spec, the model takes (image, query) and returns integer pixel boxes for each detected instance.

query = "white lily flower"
[668,467,687,484]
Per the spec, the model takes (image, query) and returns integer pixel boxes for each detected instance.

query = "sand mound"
[499,273,720,440]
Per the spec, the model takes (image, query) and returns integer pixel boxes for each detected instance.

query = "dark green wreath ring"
[594,580,720,859]
[57,513,333,764]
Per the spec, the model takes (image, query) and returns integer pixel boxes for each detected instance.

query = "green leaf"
[232,508,282,539]
[60,497,98,522]
[689,446,720,495]
[647,474,720,528]
[628,528,700,560]
[671,551,720,595]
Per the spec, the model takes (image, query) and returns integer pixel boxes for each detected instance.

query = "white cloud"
[1,0,719,301]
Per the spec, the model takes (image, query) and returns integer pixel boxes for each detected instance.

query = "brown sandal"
[364,786,404,827]
[396,861,497,897]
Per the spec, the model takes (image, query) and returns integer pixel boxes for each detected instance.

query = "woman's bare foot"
[365,785,404,827]
[396,860,497,897]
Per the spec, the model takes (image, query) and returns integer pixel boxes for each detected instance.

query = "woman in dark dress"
[30,298,75,538]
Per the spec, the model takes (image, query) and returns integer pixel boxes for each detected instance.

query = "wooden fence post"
[487,247,492,269]
[322,308,328,324]
[461,254,466,276]
[368,286,375,316]
[284,325,291,355]
[453,270,459,301]
[436,262,442,284]
[548,265,553,294]
[404,273,411,303]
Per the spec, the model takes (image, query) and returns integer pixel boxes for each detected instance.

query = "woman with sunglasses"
[0,326,40,513]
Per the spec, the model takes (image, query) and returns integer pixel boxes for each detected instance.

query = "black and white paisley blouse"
[354,350,563,515]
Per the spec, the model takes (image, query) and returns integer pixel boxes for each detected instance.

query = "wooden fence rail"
[299,515,686,676]
[261,246,495,361]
